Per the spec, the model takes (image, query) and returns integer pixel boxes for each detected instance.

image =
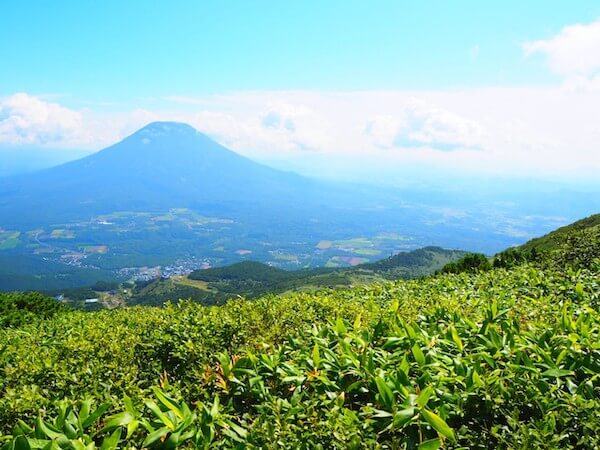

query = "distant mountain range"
[0,122,598,291]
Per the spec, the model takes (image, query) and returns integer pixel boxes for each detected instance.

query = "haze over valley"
[1,121,596,291]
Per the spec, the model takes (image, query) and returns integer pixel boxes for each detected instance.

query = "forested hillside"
[50,246,464,308]
[0,215,598,448]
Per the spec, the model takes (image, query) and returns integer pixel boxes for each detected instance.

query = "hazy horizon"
[2,2,600,188]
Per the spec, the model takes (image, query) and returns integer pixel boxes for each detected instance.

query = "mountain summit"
[0,122,324,226]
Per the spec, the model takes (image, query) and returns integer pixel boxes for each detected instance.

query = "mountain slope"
[0,122,330,226]
[518,213,600,253]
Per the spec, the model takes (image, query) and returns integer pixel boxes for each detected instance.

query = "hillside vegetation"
[0,214,599,448]
[54,246,464,308]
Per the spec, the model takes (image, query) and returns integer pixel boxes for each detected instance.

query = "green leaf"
[226,420,247,439]
[393,408,416,428]
[78,401,92,425]
[18,438,48,450]
[449,325,463,351]
[421,409,455,441]
[126,419,139,439]
[353,313,362,330]
[123,396,138,416]
[416,386,434,409]
[472,370,483,387]
[40,442,60,450]
[335,317,347,334]
[399,355,410,375]
[13,436,31,450]
[311,343,321,368]
[542,369,574,378]
[82,404,110,429]
[375,376,394,409]
[14,420,34,436]
[142,426,170,448]
[99,412,134,433]
[210,396,220,418]
[145,400,175,430]
[153,389,183,420]
[412,344,426,366]
[69,439,87,450]
[372,409,393,419]
[34,417,63,441]
[99,428,121,450]
[418,438,441,450]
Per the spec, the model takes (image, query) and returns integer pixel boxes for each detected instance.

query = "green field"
[50,228,76,239]
[0,231,21,250]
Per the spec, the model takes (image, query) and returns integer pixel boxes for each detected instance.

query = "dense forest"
[0,214,598,448]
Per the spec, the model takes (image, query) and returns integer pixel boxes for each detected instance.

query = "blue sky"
[2,1,599,100]
[1,2,600,185]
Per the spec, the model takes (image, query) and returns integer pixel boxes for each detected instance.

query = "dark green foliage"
[91,280,120,292]
[190,261,294,283]
[0,292,66,328]
[440,253,491,274]
[492,213,600,271]
[361,246,460,271]
[43,287,98,301]
[492,247,530,268]
[550,222,600,270]
[132,282,222,307]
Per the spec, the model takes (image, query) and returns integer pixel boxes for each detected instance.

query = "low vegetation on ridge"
[0,214,599,448]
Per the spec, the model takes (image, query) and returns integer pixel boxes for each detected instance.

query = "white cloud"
[0,93,84,146]
[364,115,399,148]
[364,103,485,151]
[523,18,600,78]
[1,87,599,183]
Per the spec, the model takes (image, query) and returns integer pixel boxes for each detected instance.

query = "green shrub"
[0,292,66,328]
[440,253,491,274]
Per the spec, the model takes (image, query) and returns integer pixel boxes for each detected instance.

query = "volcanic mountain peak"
[137,121,199,137]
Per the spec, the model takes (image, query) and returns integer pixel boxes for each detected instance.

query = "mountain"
[0,147,92,177]
[0,122,332,226]
[1,122,597,291]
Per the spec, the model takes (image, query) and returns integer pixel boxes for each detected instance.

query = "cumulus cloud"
[364,115,399,148]
[0,93,84,146]
[1,87,599,182]
[523,18,600,80]
[365,102,485,151]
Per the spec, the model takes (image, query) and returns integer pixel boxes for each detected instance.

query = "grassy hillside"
[519,213,600,253]
[1,217,599,448]
[0,216,600,449]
